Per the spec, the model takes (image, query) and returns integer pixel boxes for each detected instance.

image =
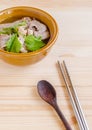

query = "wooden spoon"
[37,80,72,130]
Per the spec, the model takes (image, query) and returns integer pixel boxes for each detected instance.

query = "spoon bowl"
[37,80,72,130]
[37,80,56,106]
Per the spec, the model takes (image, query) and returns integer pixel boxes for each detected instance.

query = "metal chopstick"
[58,61,84,130]
[58,60,89,130]
[63,61,89,130]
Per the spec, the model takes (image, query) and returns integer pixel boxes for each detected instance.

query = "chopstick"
[58,60,89,130]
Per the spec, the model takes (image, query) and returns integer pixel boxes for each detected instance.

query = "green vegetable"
[25,35,45,51]
[6,34,22,53]
[0,21,27,35]
[10,35,22,53]
[0,27,18,35]
[3,27,17,35]
[16,21,27,26]
[6,34,16,51]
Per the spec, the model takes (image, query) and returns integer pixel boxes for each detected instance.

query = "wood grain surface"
[0,1,92,130]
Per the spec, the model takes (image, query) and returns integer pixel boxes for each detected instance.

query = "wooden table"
[0,1,92,130]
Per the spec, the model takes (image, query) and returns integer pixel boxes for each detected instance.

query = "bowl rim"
[0,6,58,56]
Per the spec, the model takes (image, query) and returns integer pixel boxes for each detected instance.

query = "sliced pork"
[0,34,10,49]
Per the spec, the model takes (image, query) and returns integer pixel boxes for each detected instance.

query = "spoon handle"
[53,101,72,130]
